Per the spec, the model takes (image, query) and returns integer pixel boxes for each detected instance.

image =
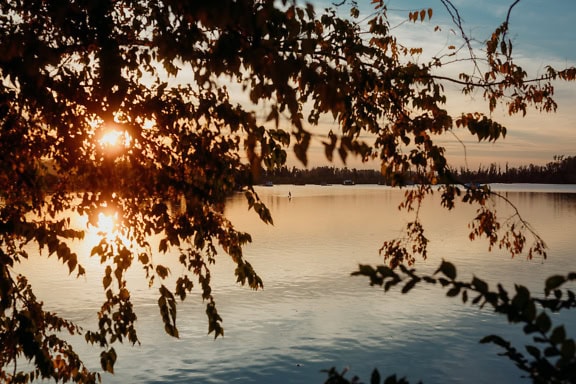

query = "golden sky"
[293,0,576,170]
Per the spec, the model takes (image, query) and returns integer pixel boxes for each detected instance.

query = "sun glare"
[97,211,118,237]
[99,130,123,147]
[97,127,132,150]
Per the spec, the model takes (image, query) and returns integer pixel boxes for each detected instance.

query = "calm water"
[17,184,576,383]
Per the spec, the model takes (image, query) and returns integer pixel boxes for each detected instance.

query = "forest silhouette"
[259,155,576,185]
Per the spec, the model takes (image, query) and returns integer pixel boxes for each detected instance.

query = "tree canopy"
[0,0,575,382]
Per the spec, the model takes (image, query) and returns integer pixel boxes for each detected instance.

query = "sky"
[296,0,576,170]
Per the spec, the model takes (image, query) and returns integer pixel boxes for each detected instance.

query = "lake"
[17,184,576,383]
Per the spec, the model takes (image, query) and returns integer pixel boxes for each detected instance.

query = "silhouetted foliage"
[455,155,576,184]
[352,261,576,384]
[0,0,575,382]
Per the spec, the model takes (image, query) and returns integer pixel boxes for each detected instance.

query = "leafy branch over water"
[349,262,576,384]
[0,0,575,382]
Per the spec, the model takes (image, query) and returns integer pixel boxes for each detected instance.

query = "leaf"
[525,345,541,359]
[91,245,102,257]
[156,264,170,279]
[472,276,488,293]
[437,277,450,287]
[301,39,316,55]
[435,260,456,280]
[446,286,460,297]
[266,106,280,129]
[371,368,381,384]
[138,253,149,265]
[159,238,168,253]
[293,133,310,166]
[480,334,508,348]
[67,254,78,274]
[100,348,117,374]
[158,285,179,338]
[545,275,566,296]
[103,265,112,289]
[523,324,538,335]
[461,289,468,303]
[550,326,566,344]
[544,346,560,357]
[206,300,224,338]
[561,339,575,359]
[103,275,112,289]
[512,285,530,309]
[401,278,418,294]
[535,312,551,333]
[119,288,130,301]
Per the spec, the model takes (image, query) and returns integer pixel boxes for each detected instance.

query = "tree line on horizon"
[259,155,576,185]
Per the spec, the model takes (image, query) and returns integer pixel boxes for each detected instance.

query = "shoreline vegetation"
[257,155,576,186]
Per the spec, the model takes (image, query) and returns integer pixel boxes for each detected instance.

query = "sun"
[99,130,123,147]
[94,211,120,240]
[97,126,132,150]
[97,211,116,231]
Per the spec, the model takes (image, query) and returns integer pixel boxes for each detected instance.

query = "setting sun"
[97,211,117,237]
[99,130,123,147]
[98,127,132,150]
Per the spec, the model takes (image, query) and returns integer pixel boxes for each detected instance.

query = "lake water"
[17,184,576,383]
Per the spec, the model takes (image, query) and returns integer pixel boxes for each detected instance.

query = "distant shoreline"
[258,156,576,186]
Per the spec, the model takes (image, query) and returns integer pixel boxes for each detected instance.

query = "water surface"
[19,184,576,383]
